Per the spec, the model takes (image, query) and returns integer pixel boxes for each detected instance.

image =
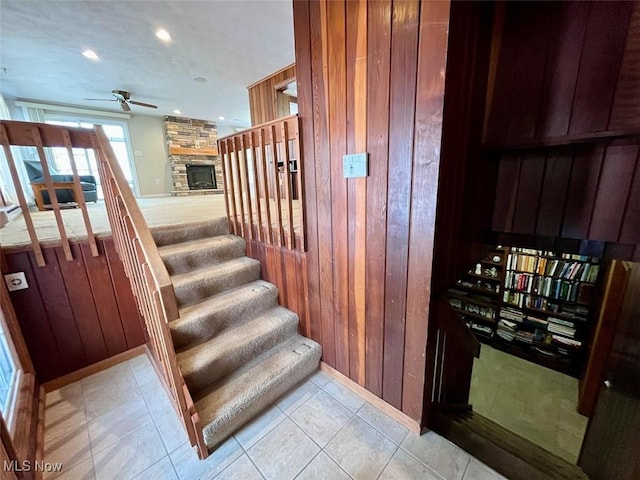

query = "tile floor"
[469,345,588,464]
[44,354,507,480]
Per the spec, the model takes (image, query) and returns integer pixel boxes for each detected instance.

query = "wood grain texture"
[2,239,144,382]
[248,64,296,126]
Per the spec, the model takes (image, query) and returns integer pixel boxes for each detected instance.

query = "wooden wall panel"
[488,1,640,251]
[2,239,145,382]
[248,64,297,126]
[294,0,466,424]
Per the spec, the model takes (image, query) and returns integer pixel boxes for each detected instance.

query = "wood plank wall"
[248,64,297,126]
[2,239,145,382]
[293,0,452,422]
[488,1,640,258]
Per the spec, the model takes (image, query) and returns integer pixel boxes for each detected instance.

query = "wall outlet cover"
[343,152,368,178]
[4,272,28,291]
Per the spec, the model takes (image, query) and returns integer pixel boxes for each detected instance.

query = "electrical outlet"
[4,272,28,291]
[155,178,160,185]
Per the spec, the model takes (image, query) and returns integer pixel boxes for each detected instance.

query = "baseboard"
[319,362,421,434]
[43,345,146,392]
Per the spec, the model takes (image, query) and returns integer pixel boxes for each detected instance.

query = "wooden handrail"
[218,115,305,251]
[93,126,207,458]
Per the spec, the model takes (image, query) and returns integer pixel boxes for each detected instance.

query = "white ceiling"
[0,0,295,128]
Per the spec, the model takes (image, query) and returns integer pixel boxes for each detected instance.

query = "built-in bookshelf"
[449,246,602,376]
[448,247,508,343]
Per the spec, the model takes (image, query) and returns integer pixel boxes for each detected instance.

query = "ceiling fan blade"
[84,98,117,101]
[129,100,158,109]
[120,102,131,112]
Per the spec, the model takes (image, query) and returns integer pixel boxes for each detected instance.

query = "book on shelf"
[524,316,548,330]
[548,316,575,328]
[547,323,576,338]
[551,335,582,348]
[515,331,534,344]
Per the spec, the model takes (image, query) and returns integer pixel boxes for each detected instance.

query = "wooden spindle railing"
[92,126,208,458]
[218,115,305,251]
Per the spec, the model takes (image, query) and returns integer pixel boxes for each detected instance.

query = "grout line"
[374,444,399,480]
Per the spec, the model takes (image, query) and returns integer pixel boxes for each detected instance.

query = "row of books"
[504,273,595,303]
[449,297,495,320]
[499,310,579,339]
[510,247,598,263]
[507,255,599,283]
[496,316,582,351]
[455,279,500,294]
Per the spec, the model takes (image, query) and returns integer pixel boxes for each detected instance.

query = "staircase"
[151,218,321,451]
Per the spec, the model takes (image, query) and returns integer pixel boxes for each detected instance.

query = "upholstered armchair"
[24,160,98,209]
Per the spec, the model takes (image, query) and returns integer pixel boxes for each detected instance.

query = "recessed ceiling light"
[82,49,99,61]
[218,116,225,121]
[173,109,181,115]
[155,29,172,42]
[193,77,207,83]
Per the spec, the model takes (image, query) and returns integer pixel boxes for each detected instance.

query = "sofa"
[24,160,98,207]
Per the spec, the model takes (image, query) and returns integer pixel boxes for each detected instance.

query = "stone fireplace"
[163,116,224,196]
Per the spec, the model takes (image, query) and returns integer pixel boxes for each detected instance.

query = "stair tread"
[177,306,299,392]
[158,234,243,258]
[151,218,228,246]
[172,256,260,286]
[195,334,321,450]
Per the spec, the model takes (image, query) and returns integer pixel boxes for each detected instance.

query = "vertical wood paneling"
[610,3,640,130]
[327,0,350,376]
[2,239,143,382]
[536,151,573,237]
[382,0,420,409]
[248,65,297,126]
[512,153,545,234]
[491,155,520,232]
[364,0,391,397]
[589,145,639,241]
[293,0,322,345]
[569,2,633,134]
[561,146,604,239]
[402,0,451,419]
[620,150,640,245]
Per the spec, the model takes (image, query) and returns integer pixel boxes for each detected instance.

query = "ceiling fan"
[84,90,158,112]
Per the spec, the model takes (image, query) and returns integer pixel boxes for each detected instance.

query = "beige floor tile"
[323,380,365,413]
[170,437,243,480]
[44,458,95,480]
[290,390,353,447]
[141,385,176,421]
[463,458,508,480]
[45,388,86,429]
[132,456,178,480]
[307,370,332,388]
[378,448,441,480]
[401,431,470,480]
[44,416,92,470]
[46,382,83,407]
[234,404,286,450]
[276,379,319,415]
[296,452,350,480]
[155,410,190,454]
[247,418,320,480]
[83,381,144,421]
[324,416,397,480]
[88,396,152,453]
[356,402,408,445]
[81,362,136,396]
[214,454,264,480]
[93,422,166,480]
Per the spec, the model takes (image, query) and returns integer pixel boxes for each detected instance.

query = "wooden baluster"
[227,138,243,237]
[292,118,306,251]
[259,128,273,245]
[280,121,295,249]
[62,130,98,257]
[31,127,73,261]
[0,124,44,266]
[250,131,264,242]
[270,125,284,247]
[237,135,253,240]
[218,140,233,234]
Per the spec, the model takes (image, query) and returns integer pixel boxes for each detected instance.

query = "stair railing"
[218,115,305,251]
[93,126,208,459]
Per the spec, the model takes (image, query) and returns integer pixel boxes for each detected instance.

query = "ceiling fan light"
[155,29,172,42]
[173,109,181,115]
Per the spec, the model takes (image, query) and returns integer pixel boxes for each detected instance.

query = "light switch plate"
[4,272,28,291]
[343,152,368,178]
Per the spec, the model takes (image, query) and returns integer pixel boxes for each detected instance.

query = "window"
[43,117,137,196]
[0,318,18,423]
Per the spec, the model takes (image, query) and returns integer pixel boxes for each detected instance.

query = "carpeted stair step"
[172,257,261,307]
[159,234,246,275]
[195,334,322,450]
[177,306,299,394]
[170,280,279,350]
[151,218,229,247]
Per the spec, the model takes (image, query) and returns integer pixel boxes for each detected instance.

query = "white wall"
[126,114,171,196]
